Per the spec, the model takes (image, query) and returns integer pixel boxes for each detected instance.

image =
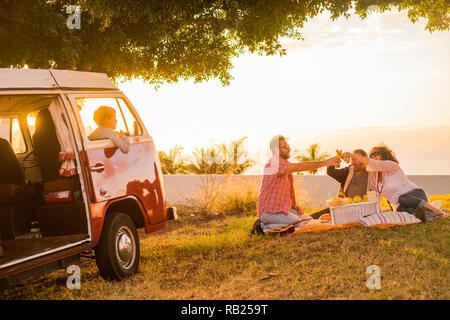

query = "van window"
[0,117,26,154]
[116,98,143,136]
[75,98,128,138]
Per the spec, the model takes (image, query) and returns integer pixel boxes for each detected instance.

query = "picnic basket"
[329,201,380,225]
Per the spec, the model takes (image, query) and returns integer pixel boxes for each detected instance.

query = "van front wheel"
[95,212,140,280]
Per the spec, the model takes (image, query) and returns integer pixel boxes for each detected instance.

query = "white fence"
[162,175,450,207]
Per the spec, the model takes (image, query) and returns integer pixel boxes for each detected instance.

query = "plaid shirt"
[257,156,296,217]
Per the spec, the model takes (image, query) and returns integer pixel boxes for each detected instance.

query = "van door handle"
[90,163,105,173]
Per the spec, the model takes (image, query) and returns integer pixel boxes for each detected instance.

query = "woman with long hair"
[349,144,447,221]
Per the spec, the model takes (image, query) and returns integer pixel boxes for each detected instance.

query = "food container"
[329,201,380,225]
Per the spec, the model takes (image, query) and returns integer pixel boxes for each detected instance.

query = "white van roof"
[0,68,118,90]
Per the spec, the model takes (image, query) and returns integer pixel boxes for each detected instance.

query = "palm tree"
[159,138,254,175]
[216,137,253,174]
[187,146,223,174]
[187,137,253,174]
[158,145,190,174]
[295,143,329,175]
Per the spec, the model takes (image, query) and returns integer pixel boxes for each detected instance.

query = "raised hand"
[326,156,341,167]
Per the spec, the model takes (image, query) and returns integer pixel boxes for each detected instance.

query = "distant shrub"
[179,176,260,216]
[216,179,259,215]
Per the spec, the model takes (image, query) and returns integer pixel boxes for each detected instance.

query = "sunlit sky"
[118,8,450,175]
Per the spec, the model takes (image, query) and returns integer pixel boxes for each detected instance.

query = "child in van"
[88,106,130,154]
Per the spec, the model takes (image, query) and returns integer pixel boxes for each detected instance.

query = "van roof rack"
[0,68,118,91]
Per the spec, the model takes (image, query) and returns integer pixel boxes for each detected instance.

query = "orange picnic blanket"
[293,214,404,234]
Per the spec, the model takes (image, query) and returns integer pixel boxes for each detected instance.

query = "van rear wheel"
[95,212,140,280]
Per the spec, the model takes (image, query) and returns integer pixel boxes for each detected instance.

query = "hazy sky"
[118,8,450,175]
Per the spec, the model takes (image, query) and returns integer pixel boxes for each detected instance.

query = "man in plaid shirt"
[257,135,340,231]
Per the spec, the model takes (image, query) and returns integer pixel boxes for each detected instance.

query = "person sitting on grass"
[350,144,448,221]
[88,106,130,154]
[253,135,340,234]
[310,149,369,219]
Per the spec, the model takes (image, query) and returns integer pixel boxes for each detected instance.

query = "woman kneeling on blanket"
[349,144,447,222]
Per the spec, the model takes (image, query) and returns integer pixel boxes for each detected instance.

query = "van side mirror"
[133,121,140,136]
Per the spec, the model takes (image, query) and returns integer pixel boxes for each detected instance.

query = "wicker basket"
[330,201,380,225]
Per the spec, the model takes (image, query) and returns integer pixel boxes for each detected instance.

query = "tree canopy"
[0,0,448,85]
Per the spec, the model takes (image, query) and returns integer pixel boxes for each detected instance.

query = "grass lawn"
[1,196,449,300]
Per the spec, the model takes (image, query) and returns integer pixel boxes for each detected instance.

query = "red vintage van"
[0,69,176,287]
